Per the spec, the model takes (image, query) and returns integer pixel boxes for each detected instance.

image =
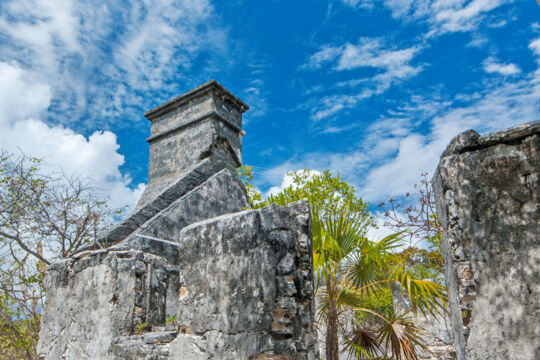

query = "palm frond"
[344,231,405,290]
[390,266,447,318]
[342,326,380,360]
[379,312,428,360]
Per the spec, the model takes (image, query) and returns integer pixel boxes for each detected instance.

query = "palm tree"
[312,206,446,360]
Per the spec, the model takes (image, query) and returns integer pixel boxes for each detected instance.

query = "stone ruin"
[36,78,539,360]
[433,121,540,360]
[37,81,319,359]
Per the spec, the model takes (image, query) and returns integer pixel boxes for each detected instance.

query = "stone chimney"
[137,80,249,207]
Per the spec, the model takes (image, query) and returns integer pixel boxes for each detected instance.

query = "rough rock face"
[166,202,317,359]
[37,81,318,359]
[432,121,540,360]
[38,202,317,359]
[38,247,181,359]
[102,162,249,246]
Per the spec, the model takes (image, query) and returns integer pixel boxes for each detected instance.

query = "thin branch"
[0,230,50,265]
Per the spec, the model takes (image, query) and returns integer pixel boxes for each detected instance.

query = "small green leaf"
[167,314,177,324]
[137,322,148,334]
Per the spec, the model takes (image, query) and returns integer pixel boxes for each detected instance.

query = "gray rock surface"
[37,248,181,359]
[433,120,540,360]
[102,157,246,246]
[137,167,249,241]
[37,202,318,360]
[37,81,318,359]
[167,201,318,359]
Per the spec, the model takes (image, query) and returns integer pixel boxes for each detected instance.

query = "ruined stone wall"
[166,202,317,359]
[38,202,318,360]
[37,81,318,359]
[433,121,540,360]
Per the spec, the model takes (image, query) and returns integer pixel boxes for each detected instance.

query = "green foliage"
[312,209,446,360]
[137,322,148,334]
[396,247,445,283]
[0,152,120,359]
[354,287,394,324]
[238,167,375,225]
[0,291,40,359]
[236,166,262,208]
[241,166,447,360]
[167,314,177,324]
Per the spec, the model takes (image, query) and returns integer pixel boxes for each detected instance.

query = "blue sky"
[0,0,539,222]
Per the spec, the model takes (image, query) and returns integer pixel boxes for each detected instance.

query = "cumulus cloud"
[0,0,224,128]
[483,57,521,76]
[0,0,227,212]
[0,61,145,211]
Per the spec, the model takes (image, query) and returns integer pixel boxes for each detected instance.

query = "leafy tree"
[0,152,117,359]
[238,168,375,223]
[236,165,262,208]
[238,167,447,360]
[0,292,40,359]
[312,208,446,360]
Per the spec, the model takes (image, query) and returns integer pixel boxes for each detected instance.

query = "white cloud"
[342,0,513,36]
[0,0,226,212]
[336,38,420,71]
[303,45,343,70]
[264,37,540,204]
[0,62,52,123]
[483,57,521,76]
[303,38,424,120]
[304,38,421,73]
[0,61,145,211]
[0,0,223,128]
[266,170,322,197]
[529,38,540,58]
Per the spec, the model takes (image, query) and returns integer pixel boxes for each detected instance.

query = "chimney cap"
[144,80,250,121]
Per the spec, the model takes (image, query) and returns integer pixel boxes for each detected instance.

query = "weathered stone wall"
[37,81,318,359]
[166,201,317,359]
[433,121,540,360]
[38,202,317,360]
[38,246,181,359]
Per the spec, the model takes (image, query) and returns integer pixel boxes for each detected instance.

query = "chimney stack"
[137,80,249,207]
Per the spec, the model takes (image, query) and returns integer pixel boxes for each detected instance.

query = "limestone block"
[433,120,540,360]
[168,201,318,359]
[102,158,247,245]
[137,167,249,241]
[37,249,181,360]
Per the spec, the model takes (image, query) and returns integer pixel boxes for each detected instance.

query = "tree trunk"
[326,301,339,360]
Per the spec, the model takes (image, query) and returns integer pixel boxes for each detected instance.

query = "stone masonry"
[37,81,319,359]
[433,121,540,360]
